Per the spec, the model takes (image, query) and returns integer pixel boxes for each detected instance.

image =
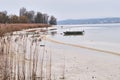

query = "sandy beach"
[44,36,120,80]
[1,27,120,80]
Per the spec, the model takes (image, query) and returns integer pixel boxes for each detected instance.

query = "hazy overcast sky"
[0,0,120,20]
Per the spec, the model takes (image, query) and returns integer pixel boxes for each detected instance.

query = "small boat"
[64,30,84,35]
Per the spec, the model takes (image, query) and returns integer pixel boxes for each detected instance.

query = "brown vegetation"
[0,34,49,80]
[0,23,50,36]
[0,23,66,80]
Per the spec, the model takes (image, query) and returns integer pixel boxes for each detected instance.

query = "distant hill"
[58,18,120,25]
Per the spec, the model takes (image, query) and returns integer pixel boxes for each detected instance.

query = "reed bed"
[0,35,66,80]
[0,24,50,36]
[0,24,66,80]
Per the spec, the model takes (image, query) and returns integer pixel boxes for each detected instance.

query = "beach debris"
[40,44,45,47]
[38,38,42,41]
[92,76,96,79]
[59,76,65,79]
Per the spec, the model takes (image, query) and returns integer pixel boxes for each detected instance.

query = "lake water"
[49,23,120,53]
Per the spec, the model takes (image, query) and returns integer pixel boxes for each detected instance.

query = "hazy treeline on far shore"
[0,7,57,25]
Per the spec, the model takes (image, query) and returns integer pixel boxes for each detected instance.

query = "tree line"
[0,7,57,25]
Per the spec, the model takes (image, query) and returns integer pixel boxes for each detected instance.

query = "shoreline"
[46,36,120,57]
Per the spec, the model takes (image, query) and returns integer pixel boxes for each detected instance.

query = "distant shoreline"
[58,17,120,25]
[56,23,120,28]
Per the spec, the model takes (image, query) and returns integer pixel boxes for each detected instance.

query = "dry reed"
[0,24,67,80]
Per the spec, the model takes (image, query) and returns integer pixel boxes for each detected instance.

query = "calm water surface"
[51,24,120,44]
[47,24,120,53]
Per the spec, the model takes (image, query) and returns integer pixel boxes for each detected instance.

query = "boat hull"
[64,31,84,35]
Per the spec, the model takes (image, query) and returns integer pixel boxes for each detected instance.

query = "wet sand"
[44,37,120,80]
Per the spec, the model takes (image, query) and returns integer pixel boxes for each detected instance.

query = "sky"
[0,0,120,20]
